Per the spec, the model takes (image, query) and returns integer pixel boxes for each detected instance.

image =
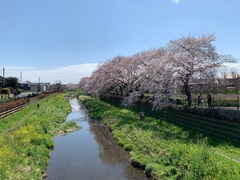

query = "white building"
[18,80,50,92]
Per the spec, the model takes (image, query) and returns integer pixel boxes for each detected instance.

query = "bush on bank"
[79,95,240,180]
[0,94,79,179]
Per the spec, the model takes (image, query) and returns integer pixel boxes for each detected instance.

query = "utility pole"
[20,72,22,81]
[38,77,41,92]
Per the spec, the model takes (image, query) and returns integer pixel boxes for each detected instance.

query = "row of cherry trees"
[79,34,235,109]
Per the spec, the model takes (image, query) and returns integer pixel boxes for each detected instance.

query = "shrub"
[1,88,10,95]
[81,96,240,179]
[0,98,30,112]
[0,93,76,179]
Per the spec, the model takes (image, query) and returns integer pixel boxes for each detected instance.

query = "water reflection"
[45,98,148,180]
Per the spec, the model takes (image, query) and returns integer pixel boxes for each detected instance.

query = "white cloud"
[222,61,240,71]
[4,63,98,84]
[5,66,34,70]
[218,61,240,78]
[171,0,180,4]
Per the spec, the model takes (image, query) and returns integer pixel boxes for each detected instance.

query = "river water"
[45,98,149,180]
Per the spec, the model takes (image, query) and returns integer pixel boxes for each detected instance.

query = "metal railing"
[177,97,240,110]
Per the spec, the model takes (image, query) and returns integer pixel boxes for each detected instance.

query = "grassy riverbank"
[0,93,80,179]
[79,95,240,180]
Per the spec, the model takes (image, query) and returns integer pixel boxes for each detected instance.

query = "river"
[45,98,149,180]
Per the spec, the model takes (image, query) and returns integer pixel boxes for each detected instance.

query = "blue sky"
[0,0,240,84]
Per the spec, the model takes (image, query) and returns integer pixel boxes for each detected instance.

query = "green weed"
[0,94,79,179]
[80,95,240,180]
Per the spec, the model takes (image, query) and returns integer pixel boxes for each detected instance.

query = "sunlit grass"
[0,93,79,179]
[80,95,240,180]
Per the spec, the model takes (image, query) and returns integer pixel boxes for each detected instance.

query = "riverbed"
[45,98,149,180]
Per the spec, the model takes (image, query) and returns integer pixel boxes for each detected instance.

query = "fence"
[101,97,240,144]
[177,97,240,110]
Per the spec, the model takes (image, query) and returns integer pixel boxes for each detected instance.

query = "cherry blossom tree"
[122,48,176,109]
[166,34,233,106]
[78,76,91,93]
[79,34,237,109]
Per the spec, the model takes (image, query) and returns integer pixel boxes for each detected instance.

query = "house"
[226,77,240,88]
[218,74,240,89]
[18,80,31,90]
[18,80,50,92]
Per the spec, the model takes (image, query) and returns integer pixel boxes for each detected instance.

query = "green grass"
[0,93,80,179]
[80,95,240,180]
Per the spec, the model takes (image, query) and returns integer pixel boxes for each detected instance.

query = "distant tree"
[5,77,18,89]
[1,88,10,96]
[81,63,110,97]
[98,56,129,96]
[78,77,91,93]
[202,68,218,93]
[0,76,4,88]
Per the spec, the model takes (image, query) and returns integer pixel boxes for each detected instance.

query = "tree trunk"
[184,83,192,106]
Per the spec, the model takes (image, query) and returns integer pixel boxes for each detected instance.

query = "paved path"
[193,105,239,111]
[215,106,239,111]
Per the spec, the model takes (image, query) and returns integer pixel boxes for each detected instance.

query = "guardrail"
[177,97,240,110]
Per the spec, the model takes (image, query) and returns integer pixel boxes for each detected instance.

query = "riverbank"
[0,93,80,179]
[45,97,148,180]
[79,95,240,179]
